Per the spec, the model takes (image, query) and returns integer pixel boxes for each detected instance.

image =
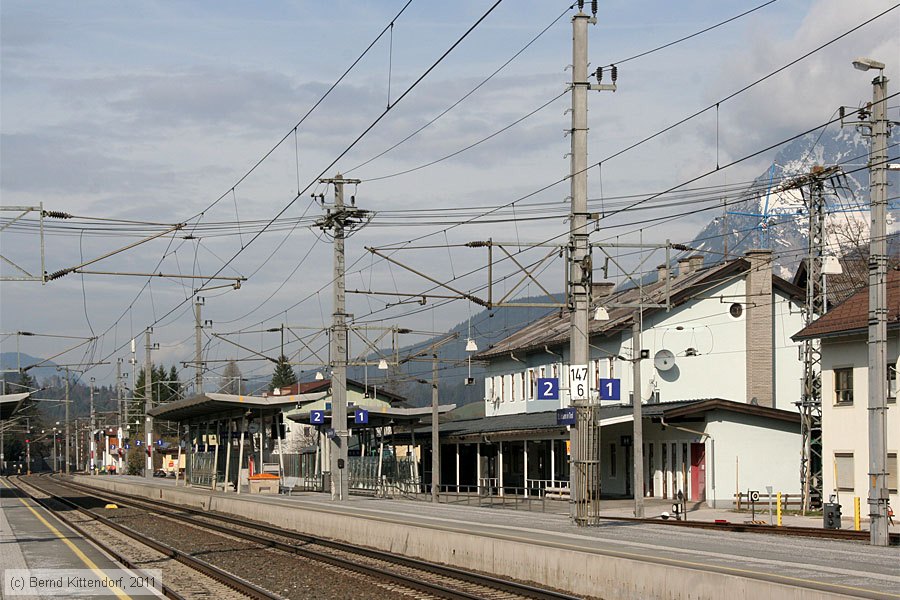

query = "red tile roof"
[793,267,900,340]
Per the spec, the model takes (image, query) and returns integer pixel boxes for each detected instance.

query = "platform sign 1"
[124,444,130,450]
[598,378,621,401]
[354,409,369,425]
[556,407,577,426]
[156,439,164,446]
[569,364,589,400]
[310,410,325,425]
[537,378,560,400]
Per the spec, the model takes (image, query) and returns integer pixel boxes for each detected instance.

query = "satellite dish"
[654,349,676,371]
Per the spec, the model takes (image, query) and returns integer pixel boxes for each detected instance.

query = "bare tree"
[222,360,243,395]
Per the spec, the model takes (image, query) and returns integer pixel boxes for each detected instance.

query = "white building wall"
[483,276,805,417]
[706,410,801,508]
[821,334,899,518]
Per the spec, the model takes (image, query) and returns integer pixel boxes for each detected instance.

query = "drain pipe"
[659,415,715,505]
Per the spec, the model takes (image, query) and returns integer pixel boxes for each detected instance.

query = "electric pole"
[195,297,204,394]
[568,0,614,526]
[64,367,70,474]
[316,174,368,502]
[145,328,154,479]
[632,317,644,517]
[432,354,440,504]
[852,58,891,546]
[89,377,96,475]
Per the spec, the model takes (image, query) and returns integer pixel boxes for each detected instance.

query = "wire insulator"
[577,0,584,11]
[611,64,618,82]
[595,67,602,82]
[591,0,598,15]
[838,106,845,120]
[47,269,71,281]
[42,211,72,219]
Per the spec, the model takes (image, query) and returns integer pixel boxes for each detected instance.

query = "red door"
[690,443,706,502]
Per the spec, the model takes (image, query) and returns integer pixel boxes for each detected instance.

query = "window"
[510,373,517,401]
[609,443,617,478]
[528,369,536,400]
[888,362,897,404]
[889,453,898,494]
[834,368,853,405]
[519,372,526,401]
[835,452,854,491]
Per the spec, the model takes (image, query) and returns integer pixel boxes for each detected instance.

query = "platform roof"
[285,404,457,428]
[147,391,326,422]
[408,398,799,442]
[0,392,32,421]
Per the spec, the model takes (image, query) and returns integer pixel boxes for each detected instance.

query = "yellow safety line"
[1,478,133,600]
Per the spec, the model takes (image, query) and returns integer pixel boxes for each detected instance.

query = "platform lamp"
[593,306,610,321]
[465,316,478,385]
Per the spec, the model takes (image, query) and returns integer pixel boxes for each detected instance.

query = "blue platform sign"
[310,409,325,425]
[556,407,577,426]
[599,378,621,400]
[325,428,336,439]
[109,444,117,450]
[354,409,369,425]
[156,439,164,446]
[124,444,131,450]
[537,378,560,400]
[134,440,143,446]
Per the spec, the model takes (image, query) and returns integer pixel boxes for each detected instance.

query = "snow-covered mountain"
[689,126,899,279]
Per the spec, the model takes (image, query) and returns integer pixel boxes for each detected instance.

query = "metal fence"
[398,483,572,514]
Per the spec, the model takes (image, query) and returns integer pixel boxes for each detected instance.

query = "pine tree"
[269,355,296,392]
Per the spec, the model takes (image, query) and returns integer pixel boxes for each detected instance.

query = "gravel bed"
[92,505,423,599]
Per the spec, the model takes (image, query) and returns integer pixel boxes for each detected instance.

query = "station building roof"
[147,391,326,423]
[0,392,32,421]
[409,398,799,443]
[478,257,804,360]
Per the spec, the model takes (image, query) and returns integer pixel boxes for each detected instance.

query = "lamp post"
[851,57,890,547]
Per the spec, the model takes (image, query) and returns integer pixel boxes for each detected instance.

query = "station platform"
[0,477,151,599]
[71,474,899,600]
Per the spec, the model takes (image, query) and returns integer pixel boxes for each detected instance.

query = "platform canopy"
[0,392,32,421]
[284,404,456,428]
[147,391,327,424]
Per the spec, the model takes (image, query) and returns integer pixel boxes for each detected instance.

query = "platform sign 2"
[598,378,621,401]
[354,409,369,425]
[135,440,143,446]
[569,365,589,400]
[537,378,559,400]
[310,409,325,425]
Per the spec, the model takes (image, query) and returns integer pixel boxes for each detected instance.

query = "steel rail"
[11,476,285,600]
[50,475,580,600]
[596,514,900,544]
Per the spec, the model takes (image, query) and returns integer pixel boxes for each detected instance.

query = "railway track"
[596,512,899,543]
[8,475,283,600]
[24,475,586,600]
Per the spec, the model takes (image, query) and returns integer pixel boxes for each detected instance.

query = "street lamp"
[852,57,885,72]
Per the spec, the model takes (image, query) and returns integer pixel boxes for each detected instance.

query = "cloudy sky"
[2,0,897,388]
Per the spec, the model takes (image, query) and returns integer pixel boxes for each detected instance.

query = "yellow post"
[854,497,860,531]
[776,492,782,526]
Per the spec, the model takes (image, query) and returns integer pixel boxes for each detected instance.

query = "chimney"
[592,281,614,299]
[656,264,669,282]
[688,254,704,273]
[745,250,774,408]
[677,257,692,278]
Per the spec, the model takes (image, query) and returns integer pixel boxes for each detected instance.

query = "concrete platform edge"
[69,477,864,600]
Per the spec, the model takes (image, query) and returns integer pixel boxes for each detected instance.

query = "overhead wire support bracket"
[1,204,45,283]
[44,223,186,281]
